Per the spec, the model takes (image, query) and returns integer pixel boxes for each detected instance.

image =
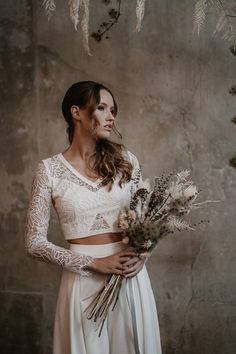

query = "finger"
[123,257,139,267]
[124,269,140,277]
[120,253,136,260]
[124,263,144,277]
[119,256,132,263]
[114,268,124,275]
[123,246,135,252]
[123,260,143,274]
[118,250,136,257]
[115,264,124,271]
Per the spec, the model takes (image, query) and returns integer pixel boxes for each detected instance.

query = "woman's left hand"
[122,255,146,278]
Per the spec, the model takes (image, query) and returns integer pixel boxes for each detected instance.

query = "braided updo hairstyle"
[61,81,133,190]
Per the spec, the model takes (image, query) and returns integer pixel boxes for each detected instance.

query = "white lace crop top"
[24,150,142,276]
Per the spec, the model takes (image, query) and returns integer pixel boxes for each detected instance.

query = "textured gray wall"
[0,1,235,353]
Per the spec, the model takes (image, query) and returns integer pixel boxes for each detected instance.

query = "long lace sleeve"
[24,161,94,276]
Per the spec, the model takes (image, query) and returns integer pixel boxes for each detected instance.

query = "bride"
[24,80,162,354]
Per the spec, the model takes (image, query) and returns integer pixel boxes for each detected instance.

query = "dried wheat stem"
[69,0,81,30]
[81,0,92,56]
[135,0,146,32]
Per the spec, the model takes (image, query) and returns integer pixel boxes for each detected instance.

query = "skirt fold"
[53,241,162,354]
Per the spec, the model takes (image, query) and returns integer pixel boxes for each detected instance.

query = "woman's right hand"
[88,249,136,275]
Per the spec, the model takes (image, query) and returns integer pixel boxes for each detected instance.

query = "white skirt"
[53,241,162,354]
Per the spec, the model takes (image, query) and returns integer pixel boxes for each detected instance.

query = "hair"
[61,81,133,190]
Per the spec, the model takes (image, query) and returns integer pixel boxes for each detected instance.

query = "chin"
[97,132,111,139]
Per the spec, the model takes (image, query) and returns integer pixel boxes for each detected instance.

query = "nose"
[106,110,115,121]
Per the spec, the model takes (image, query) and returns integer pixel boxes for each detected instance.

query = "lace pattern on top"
[24,150,143,275]
[49,154,104,192]
[24,161,94,276]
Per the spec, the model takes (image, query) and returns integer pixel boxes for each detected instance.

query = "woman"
[25,81,162,354]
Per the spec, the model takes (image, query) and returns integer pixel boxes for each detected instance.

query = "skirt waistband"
[69,241,127,258]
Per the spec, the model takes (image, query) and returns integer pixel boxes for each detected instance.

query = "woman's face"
[75,89,116,139]
[91,89,116,139]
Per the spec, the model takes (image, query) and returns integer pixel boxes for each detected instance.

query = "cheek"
[92,113,103,128]
[89,118,101,135]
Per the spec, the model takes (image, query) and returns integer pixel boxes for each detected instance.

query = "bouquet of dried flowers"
[85,169,217,336]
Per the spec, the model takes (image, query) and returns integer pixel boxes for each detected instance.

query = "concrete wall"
[0,1,235,353]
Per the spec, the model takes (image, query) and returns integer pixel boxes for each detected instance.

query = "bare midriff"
[67,232,123,245]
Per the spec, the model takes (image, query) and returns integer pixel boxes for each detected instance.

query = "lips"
[104,124,112,130]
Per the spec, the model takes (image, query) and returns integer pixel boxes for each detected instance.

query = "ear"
[70,105,81,121]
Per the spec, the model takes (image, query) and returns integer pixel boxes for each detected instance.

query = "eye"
[97,105,116,116]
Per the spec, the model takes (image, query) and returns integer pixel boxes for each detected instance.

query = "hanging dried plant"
[42,0,146,55]
[69,0,81,30]
[42,0,56,19]
[80,0,91,56]
[194,0,236,42]
[91,0,121,42]
[193,0,209,35]
[135,0,146,32]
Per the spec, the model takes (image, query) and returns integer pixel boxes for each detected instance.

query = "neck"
[65,130,96,162]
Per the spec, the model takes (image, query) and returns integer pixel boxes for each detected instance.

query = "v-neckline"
[57,152,102,187]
